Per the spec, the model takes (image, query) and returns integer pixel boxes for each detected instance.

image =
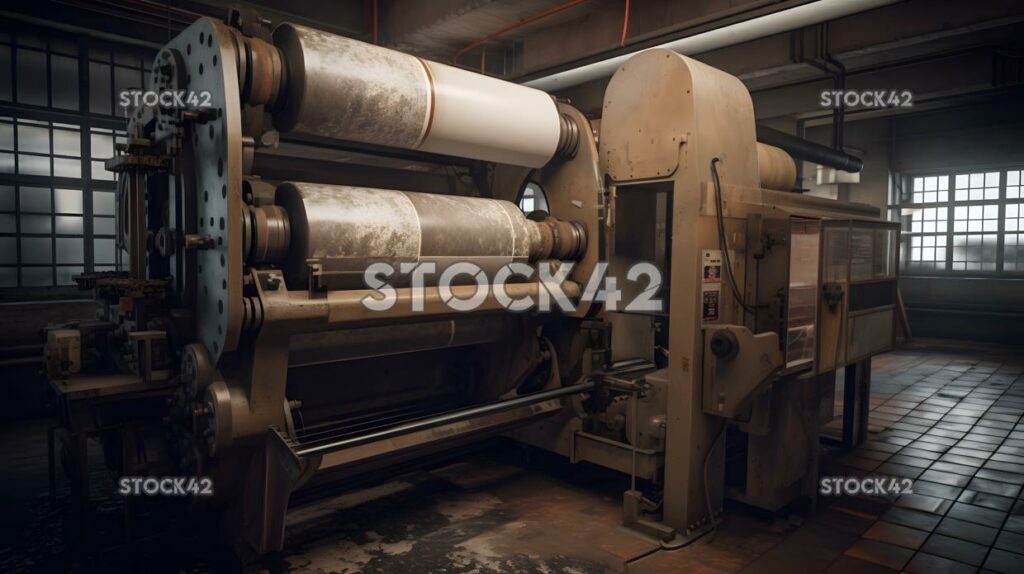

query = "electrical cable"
[703,419,727,541]
[710,157,765,314]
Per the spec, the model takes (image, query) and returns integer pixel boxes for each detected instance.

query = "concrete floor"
[1,343,1023,573]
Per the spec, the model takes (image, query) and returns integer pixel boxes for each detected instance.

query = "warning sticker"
[701,249,722,322]
[702,290,720,322]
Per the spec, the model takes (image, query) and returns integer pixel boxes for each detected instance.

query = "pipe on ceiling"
[523,0,901,91]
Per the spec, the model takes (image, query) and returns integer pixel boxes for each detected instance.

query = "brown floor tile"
[984,549,1024,574]
[958,490,1016,512]
[966,478,1022,498]
[904,552,980,574]
[994,530,1024,553]
[895,493,953,515]
[844,539,914,571]
[919,469,972,487]
[946,502,1008,528]
[929,461,980,477]
[879,507,941,532]
[862,521,929,550]
[921,533,989,566]
[823,555,899,574]
[935,516,1000,546]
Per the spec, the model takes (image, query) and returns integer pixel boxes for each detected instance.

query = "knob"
[710,331,739,360]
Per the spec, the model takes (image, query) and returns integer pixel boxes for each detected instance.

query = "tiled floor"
[2,345,1023,572]
[806,346,1024,574]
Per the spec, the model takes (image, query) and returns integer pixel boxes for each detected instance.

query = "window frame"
[891,165,1024,277]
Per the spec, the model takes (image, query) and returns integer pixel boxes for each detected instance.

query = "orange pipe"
[452,0,590,66]
[619,0,630,47]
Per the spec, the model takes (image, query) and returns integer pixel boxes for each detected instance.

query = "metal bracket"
[701,325,782,418]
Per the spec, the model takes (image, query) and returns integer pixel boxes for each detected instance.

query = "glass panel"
[0,267,15,286]
[22,266,53,286]
[89,62,112,115]
[54,188,82,214]
[1005,233,1024,272]
[51,54,79,110]
[21,236,52,264]
[19,186,51,212]
[18,154,50,176]
[910,207,947,233]
[0,151,12,173]
[0,213,14,233]
[52,127,80,156]
[90,131,114,160]
[53,157,81,178]
[951,234,998,271]
[16,48,47,105]
[0,120,12,150]
[0,237,15,263]
[911,176,948,204]
[1008,170,1022,200]
[873,228,897,278]
[849,228,874,281]
[94,237,116,264]
[94,216,115,235]
[907,234,947,270]
[823,226,849,282]
[114,66,142,115]
[56,265,83,285]
[55,215,83,234]
[94,191,115,215]
[954,171,1000,201]
[0,45,11,101]
[0,185,13,211]
[92,160,114,180]
[786,221,819,367]
[20,214,50,234]
[56,237,83,263]
[17,123,49,154]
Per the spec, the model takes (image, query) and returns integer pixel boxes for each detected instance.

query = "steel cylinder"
[271,23,563,168]
[275,182,583,290]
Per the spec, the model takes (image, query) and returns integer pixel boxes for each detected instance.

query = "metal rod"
[294,381,595,458]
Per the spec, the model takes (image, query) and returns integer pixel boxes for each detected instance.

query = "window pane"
[16,48,47,105]
[90,131,114,160]
[51,54,79,110]
[94,216,115,235]
[0,120,12,150]
[0,267,15,286]
[94,191,115,215]
[0,214,14,233]
[17,123,49,154]
[19,186,50,212]
[56,237,83,263]
[0,45,11,102]
[56,265,83,285]
[22,266,53,286]
[89,62,112,115]
[18,154,50,175]
[53,157,81,178]
[0,185,13,211]
[55,215,82,234]
[21,236,52,264]
[53,127,80,157]
[54,188,82,214]
[94,237,116,264]
[20,214,50,234]
[0,237,15,263]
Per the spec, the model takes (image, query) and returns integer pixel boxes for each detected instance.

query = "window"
[894,168,1024,274]
[0,25,152,288]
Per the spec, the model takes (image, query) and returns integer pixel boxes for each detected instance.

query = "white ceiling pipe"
[523,0,901,91]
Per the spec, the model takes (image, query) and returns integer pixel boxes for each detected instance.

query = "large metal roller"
[272,23,566,167]
[275,182,586,290]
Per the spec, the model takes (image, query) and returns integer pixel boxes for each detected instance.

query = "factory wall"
[804,97,1024,344]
